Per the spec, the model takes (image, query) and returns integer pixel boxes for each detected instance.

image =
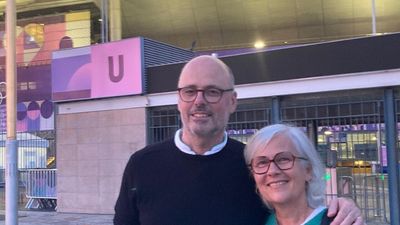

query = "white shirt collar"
[174,129,228,155]
[300,205,327,225]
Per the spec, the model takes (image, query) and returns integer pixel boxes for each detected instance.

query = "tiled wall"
[56,107,146,213]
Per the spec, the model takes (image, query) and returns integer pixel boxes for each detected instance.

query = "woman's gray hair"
[244,124,326,209]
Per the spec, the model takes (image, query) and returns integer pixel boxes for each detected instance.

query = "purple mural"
[0,65,54,132]
[0,11,91,132]
[52,47,91,100]
[0,99,54,132]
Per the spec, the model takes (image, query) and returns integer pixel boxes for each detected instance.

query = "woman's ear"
[305,165,313,182]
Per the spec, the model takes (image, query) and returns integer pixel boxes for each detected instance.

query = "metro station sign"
[51,37,144,101]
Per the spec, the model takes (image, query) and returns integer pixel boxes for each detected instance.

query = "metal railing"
[21,169,57,209]
[331,173,390,224]
[361,174,389,224]
[338,175,356,200]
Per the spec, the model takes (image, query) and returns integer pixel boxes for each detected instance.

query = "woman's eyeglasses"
[249,151,308,175]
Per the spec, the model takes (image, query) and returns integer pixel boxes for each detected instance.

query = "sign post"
[5,0,18,224]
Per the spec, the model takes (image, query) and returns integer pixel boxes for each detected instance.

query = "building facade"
[0,2,399,224]
[55,33,400,224]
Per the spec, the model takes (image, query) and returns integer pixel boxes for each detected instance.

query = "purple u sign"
[91,38,143,98]
[108,55,124,82]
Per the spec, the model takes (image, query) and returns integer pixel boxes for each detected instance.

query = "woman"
[244,124,333,225]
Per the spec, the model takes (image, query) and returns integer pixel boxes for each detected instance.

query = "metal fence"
[22,169,57,210]
[0,130,56,210]
[0,169,57,210]
[280,89,392,224]
[148,87,399,224]
[335,172,390,224]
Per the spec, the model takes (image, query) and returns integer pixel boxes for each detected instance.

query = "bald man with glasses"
[114,55,364,225]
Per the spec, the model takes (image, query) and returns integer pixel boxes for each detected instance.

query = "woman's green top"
[265,207,328,225]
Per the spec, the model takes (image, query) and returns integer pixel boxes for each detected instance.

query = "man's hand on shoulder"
[327,197,366,225]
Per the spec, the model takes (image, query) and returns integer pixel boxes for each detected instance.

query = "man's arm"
[114,156,140,225]
[327,197,365,225]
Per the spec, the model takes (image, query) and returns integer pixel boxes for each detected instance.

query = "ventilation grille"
[143,38,194,67]
[142,38,194,94]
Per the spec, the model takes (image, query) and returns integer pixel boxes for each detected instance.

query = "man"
[114,55,364,225]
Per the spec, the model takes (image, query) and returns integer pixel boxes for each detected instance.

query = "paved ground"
[0,210,389,225]
[0,210,113,225]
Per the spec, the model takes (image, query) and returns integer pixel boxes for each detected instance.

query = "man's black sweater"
[114,138,268,225]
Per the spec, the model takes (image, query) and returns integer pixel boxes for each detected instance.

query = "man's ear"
[229,91,238,113]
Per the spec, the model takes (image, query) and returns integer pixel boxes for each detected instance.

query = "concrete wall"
[56,107,146,214]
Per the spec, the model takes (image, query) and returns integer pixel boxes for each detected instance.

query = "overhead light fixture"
[254,41,265,49]
[211,53,218,58]
[321,127,333,135]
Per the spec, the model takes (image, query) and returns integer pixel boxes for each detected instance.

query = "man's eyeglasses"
[177,87,234,103]
[249,151,308,175]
